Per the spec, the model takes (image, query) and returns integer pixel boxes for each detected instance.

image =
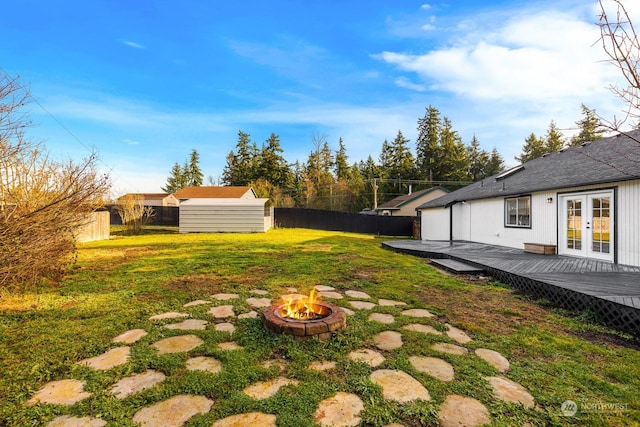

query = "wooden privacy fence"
[274,208,418,236]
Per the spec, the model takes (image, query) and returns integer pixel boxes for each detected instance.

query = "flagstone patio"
[25,286,535,426]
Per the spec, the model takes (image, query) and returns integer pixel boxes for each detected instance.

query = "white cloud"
[395,77,426,92]
[374,10,618,101]
[121,40,146,49]
[421,4,432,10]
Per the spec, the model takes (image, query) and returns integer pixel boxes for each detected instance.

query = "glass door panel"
[566,199,582,250]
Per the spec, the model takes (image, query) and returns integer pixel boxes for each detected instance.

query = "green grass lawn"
[0,228,638,426]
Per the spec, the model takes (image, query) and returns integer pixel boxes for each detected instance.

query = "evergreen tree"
[359,155,382,210]
[544,120,565,153]
[334,137,350,181]
[222,131,260,185]
[258,133,292,188]
[303,135,335,209]
[162,162,186,193]
[485,148,506,177]
[570,104,605,146]
[186,149,204,186]
[467,135,488,182]
[516,133,546,163]
[517,121,566,163]
[438,117,469,181]
[416,105,441,180]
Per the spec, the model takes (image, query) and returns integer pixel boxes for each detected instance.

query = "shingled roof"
[376,186,450,210]
[173,186,256,200]
[418,130,640,209]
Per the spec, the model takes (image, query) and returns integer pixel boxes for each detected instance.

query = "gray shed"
[179,198,273,233]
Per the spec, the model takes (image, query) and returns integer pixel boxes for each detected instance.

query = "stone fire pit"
[262,300,346,341]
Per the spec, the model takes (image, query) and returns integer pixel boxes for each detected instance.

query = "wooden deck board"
[383,240,640,310]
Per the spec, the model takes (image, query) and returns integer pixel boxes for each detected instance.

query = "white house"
[418,130,640,267]
[179,198,273,233]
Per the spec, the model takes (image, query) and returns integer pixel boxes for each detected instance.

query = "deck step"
[430,258,484,274]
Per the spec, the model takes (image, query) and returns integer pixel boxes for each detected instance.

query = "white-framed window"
[505,196,531,228]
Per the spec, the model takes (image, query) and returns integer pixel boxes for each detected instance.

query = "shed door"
[559,191,613,262]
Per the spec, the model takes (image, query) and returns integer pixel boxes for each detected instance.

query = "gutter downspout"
[444,200,461,243]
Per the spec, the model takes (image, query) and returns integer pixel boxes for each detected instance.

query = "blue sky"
[2,0,636,194]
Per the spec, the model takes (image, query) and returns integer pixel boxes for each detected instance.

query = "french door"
[559,191,613,261]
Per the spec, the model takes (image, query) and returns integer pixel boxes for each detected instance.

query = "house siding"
[421,179,640,267]
[618,180,640,266]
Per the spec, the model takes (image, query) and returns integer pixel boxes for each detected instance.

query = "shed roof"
[376,186,449,210]
[173,186,256,199]
[418,130,640,209]
[179,198,269,206]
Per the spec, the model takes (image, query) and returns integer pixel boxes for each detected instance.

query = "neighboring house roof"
[376,186,450,211]
[173,186,256,200]
[118,193,170,201]
[418,130,640,209]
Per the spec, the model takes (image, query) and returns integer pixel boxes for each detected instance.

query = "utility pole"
[373,178,378,209]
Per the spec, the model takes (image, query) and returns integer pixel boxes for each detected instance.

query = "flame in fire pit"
[280,289,329,320]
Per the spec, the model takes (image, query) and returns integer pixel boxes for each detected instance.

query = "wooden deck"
[383,240,640,335]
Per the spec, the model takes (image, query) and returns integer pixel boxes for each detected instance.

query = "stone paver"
[341,307,356,316]
[348,349,385,367]
[401,308,435,318]
[409,356,454,382]
[438,395,491,427]
[47,415,106,427]
[370,369,430,403]
[250,289,269,295]
[132,394,213,427]
[238,310,258,319]
[218,341,243,350]
[309,361,336,371]
[209,305,235,318]
[149,312,188,321]
[163,319,208,330]
[485,376,535,408]
[112,329,147,344]
[368,313,395,324]
[186,356,222,374]
[432,342,468,355]
[215,322,236,333]
[246,297,272,309]
[475,349,510,373]
[243,377,299,399]
[184,300,209,307]
[26,379,91,406]
[378,299,407,307]
[345,290,371,299]
[445,324,472,344]
[373,331,403,351]
[263,359,287,372]
[349,301,376,310]
[315,392,364,427]
[314,285,336,292]
[152,335,203,355]
[402,323,442,335]
[110,370,166,399]
[212,293,240,300]
[212,412,276,427]
[318,291,343,299]
[77,347,130,370]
